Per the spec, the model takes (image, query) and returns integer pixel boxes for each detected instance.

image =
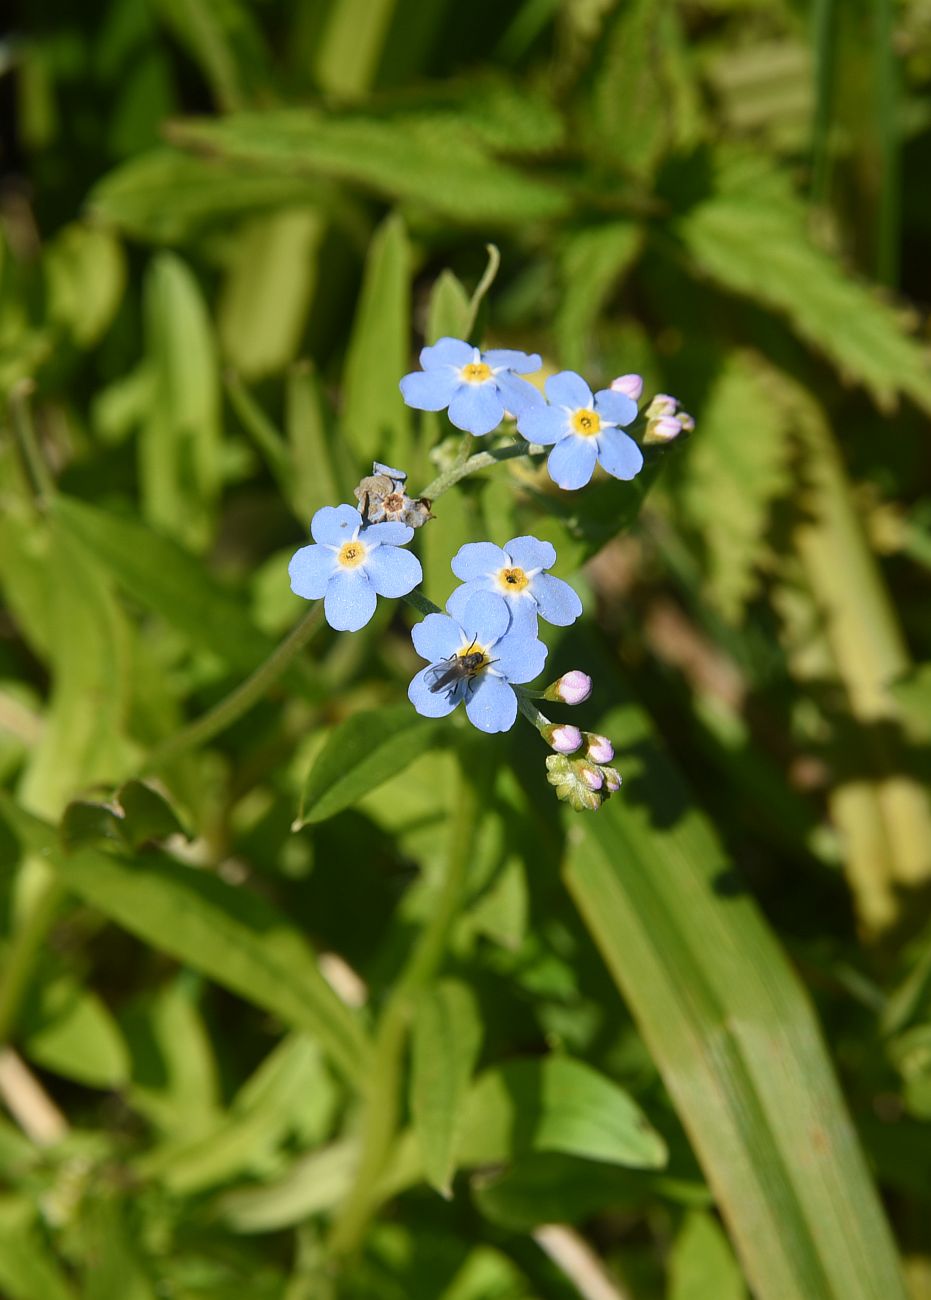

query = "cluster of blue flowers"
[288,332,692,807]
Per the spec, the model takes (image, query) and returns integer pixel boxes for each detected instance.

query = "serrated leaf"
[341,212,412,467]
[165,111,570,226]
[0,796,370,1084]
[564,695,908,1300]
[459,1056,667,1170]
[676,152,931,414]
[411,980,483,1196]
[675,351,793,622]
[296,705,441,826]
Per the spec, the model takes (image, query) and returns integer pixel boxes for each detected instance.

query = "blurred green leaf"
[296,705,442,826]
[22,971,130,1088]
[674,351,793,622]
[676,152,931,415]
[890,662,931,732]
[556,221,643,370]
[0,1204,76,1300]
[81,1196,155,1300]
[341,212,412,468]
[460,1055,667,1171]
[0,797,370,1084]
[564,697,908,1300]
[411,979,483,1196]
[140,252,222,550]
[426,270,472,345]
[669,1211,747,1300]
[165,111,571,226]
[44,223,126,347]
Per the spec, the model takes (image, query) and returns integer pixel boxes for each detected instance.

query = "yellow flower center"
[571,408,601,437]
[498,566,529,594]
[337,540,366,568]
[460,361,492,384]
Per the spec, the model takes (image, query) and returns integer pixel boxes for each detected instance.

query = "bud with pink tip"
[578,762,604,791]
[544,723,583,754]
[543,670,592,706]
[584,732,614,763]
[610,373,643,402]
[603,767,622,793]
[645,415,683,444]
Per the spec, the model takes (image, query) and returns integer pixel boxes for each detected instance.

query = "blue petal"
[516,405,570,446]
[361,520,414,546]
[288,544,337,600]
[500,596,539,637]
[364,544,422,598]
[547,436,598,490]
[451,541,509,582]
[596,427,644,481]
[400,369,459,412]
[420,337,474,369]
[412,612,462,662]
[530,573,582,626]
[504,535,555,572]
[445,580,490,624]
[458,590,511,646]
[447,384,505,436]
[373,461,406,481]
[594,389,638,427]
[310,504,362,546]
[492,627,548,684]
[545,371,593,408]
[495,372,545,418]
[324,569,377,632]
[465,674,518,733]
[483,349,541,373]
[409,666,462,718]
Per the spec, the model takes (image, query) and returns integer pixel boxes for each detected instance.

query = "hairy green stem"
[419,439,541,502]
[142,604,325,771]
[328,752,479,1257]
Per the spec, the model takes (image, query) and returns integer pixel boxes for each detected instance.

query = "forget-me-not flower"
[445,535,582,633]
[289,504,421,632]
[517,371,643,490]
[400,337,543,436]
[408,590,547,734]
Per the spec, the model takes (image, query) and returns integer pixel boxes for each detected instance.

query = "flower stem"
[328,749,480,1259]
[419,439,541,502]
[142,603,325,771]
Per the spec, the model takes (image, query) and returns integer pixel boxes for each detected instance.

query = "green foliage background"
[2,1,931,1297]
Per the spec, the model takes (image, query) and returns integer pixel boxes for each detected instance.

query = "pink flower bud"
[649,416,682,442]
[648,394,678,418]
[545,724,583,754]
[585,733,614,763]
[544,670,593,705]
[603,767,622,792]
[610,373,643,401]
[579,762,604,791]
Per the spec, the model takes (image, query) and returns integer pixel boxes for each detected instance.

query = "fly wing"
[425,658,458,694]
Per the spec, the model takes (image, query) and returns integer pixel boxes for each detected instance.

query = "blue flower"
[517,371,643,490]
[408,590,547,734]
[446,535,582,633]
[399,337,543,436]
[289,504,422,632]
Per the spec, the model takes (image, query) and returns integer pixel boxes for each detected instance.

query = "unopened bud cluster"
[642,394,695,446]
[546,753,622,812]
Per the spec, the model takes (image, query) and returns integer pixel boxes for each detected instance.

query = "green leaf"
[286,363,354,520]
[459,1056,667,1170]
[296,705,442,826]
[563,697,908,1300]
[165,111,570,227]
[341,211,412,468]
[674,351,793,622]
[556,222,643,371]
[140,252,222,550]
[890,662,931,734]
[88,148,332,244]
[426,269,472,345]
[117,780,188,848]
[0,1203,77,1300]
[52,495,276,674]
[217,1140,359,1232]
[675,152,931,415]
[411,980,483,1196]
[218,209,324,379]
[669,1212,747,1300]
[0,796,370,1084]
[312,0,397,98]
[81,1196,155,1300]
[22,972,130,1088]
[17,518,134,818]
[44,223,126,348]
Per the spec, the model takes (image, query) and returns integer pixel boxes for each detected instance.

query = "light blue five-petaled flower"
[399,337,543,436]
[446,535,582,633]
[408,590,547,733]
[517,370,643,490]
[289,504,422,632]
